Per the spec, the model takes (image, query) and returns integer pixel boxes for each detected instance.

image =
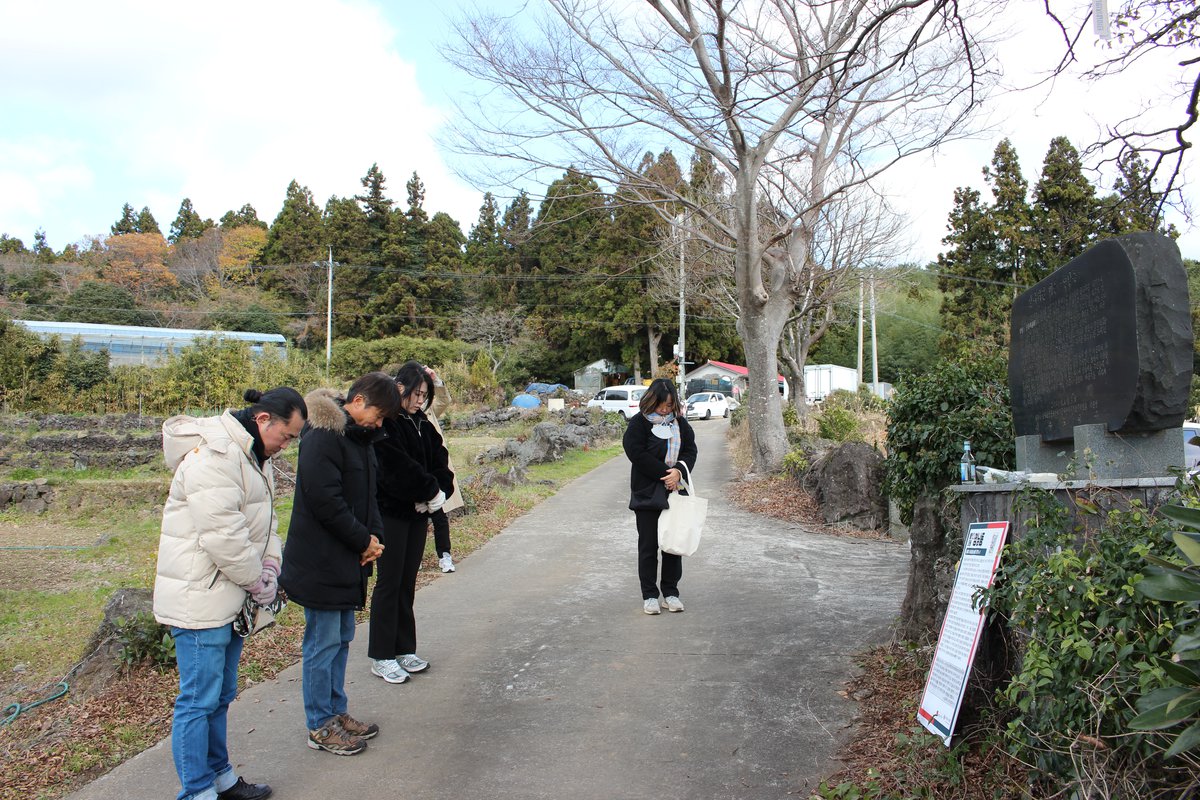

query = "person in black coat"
[622,378,698,615]
[367,361,451,684]
[279,373,399,756]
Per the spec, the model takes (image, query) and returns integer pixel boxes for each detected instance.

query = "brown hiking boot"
[337,713,379,740]
[307,719,367,755]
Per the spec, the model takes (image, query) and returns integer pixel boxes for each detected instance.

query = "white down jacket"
[153,411,281,629]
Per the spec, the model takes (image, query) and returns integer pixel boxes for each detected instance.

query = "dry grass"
[0,427,622,800]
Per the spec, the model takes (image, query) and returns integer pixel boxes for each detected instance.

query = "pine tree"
[936,187,1006,355]
[464,192,507,307]
[219,204,267,230]
[169,198,214,243]
[982,139,1033,288]
[324,195,374,338]
[32,229,56,264]
[111,204,138,236]
[260,181,328,340]
[1029,136,1098,278]
[135,207,161,235]
[356,163,393,251]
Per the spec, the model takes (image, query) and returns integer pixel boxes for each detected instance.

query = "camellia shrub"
[882,355,1014,524]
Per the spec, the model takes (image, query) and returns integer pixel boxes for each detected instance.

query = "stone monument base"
[1072,423,1183,480]
[1015,435,1072,474]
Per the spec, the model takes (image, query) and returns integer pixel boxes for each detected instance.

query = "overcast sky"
[0,0,1194,264]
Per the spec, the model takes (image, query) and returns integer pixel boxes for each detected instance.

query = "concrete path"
[66,420,909,800]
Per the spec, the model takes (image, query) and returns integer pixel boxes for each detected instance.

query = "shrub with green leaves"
[882,356,1013,524]
[781,448,809,479]
[816,406,860,442]
[114,612,175,672]
[1128,498,1200,758]
[986,487,1194,789]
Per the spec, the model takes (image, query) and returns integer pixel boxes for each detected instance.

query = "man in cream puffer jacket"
[154,388,306,800]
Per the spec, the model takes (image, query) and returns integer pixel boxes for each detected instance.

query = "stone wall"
[0,480,54,513]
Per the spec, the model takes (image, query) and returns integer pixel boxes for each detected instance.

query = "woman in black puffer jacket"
[367,361,451,685]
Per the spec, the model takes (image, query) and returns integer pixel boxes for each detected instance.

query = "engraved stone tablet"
[1009,233,1192,443]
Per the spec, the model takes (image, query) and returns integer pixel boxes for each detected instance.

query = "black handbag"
[629,480,669,511]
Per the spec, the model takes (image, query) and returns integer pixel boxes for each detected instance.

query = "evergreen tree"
[169,198,214,243]
[982,139,1033,288]
[936,187,1006,355]
[32,229,56,264]
[356,163,393,250]
[111,204,138,236]
[0,234,27,255]
[1029,136,1098,278]
[260,181,327,343]
[367,212,465,338]
[323,195,374,338]
[521,170,616,380]
[463,192,507,307]
[135,207,161,235]
[56,280,157,326]
[219,204,267,230]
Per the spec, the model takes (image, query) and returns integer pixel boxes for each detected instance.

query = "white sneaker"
[663,596,685,613]
[439,553,455,573]
[398,653,429,673]
[370,658,409,684]
[643,597,661,615]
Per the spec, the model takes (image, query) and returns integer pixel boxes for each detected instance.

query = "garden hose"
[1,681,69,727]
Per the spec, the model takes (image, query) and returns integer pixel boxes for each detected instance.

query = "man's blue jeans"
[170,624,243,800]
[301,608,355,730]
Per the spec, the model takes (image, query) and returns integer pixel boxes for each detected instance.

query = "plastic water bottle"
[959,440,976,484]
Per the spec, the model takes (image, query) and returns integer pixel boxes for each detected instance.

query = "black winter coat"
[623,412,698,508]
[374,410,452,521]
[280,389,384,610]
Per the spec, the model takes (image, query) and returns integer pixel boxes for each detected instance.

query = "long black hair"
[244,387,307,421]
[393,360,434,412]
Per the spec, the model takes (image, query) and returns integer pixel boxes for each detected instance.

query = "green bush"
[782,401,800,427]
[331,334,476,381]
[816,406,860,442]
[114,612,176,672]
[986,488,1193,790]
[781,448,809,478]
[882,356,1013,524]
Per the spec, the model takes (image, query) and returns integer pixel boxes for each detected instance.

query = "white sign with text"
[917,520,1009,746]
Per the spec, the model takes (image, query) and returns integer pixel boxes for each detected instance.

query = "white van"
[586,387,647,419]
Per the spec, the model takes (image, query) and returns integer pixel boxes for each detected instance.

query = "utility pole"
[315,247,337,378]
[856,275,864,386]
[869,275,879,395]
[676,215,687,399]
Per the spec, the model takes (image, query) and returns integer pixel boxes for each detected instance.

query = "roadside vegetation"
[0,389,622,800]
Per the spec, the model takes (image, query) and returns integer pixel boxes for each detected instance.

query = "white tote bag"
[658,463,708,556]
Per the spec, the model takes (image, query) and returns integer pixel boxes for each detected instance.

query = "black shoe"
[218,777,273,800]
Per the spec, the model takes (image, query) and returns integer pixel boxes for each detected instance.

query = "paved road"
[67,419,909,800]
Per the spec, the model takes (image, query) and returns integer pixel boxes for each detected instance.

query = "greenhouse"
[14,320,287,366]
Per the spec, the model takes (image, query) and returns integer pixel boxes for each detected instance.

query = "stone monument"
[1008,232,1193,478]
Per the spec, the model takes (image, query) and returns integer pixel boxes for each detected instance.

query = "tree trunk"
[738,300,791,473]
[647,325,661,378]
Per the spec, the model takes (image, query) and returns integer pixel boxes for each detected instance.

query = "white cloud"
[0,0,483,247]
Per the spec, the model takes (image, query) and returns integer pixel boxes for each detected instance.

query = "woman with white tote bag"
[622,378,698,616]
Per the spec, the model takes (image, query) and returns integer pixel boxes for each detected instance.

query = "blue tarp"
[523,382,570,395]
[511,393,541,408]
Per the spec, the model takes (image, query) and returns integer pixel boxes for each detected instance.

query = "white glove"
[414,502,430,514]
[427,490,447,513]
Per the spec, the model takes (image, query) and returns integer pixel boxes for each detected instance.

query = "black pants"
[368,513,427,659]
[430,508,451,555]
[635,509,681,600]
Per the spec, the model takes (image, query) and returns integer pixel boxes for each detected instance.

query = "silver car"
[586,387,647,419]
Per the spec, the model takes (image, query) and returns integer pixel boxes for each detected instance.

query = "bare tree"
[779,191,907,414]
[450,0,997,470]
[457,306,527,376]
[1044,0,1198,222]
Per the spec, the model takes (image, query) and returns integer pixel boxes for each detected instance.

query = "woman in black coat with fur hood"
[367,361,453,685]
[623,378,697,616]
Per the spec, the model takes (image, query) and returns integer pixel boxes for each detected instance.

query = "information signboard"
[917,520,1009,746]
